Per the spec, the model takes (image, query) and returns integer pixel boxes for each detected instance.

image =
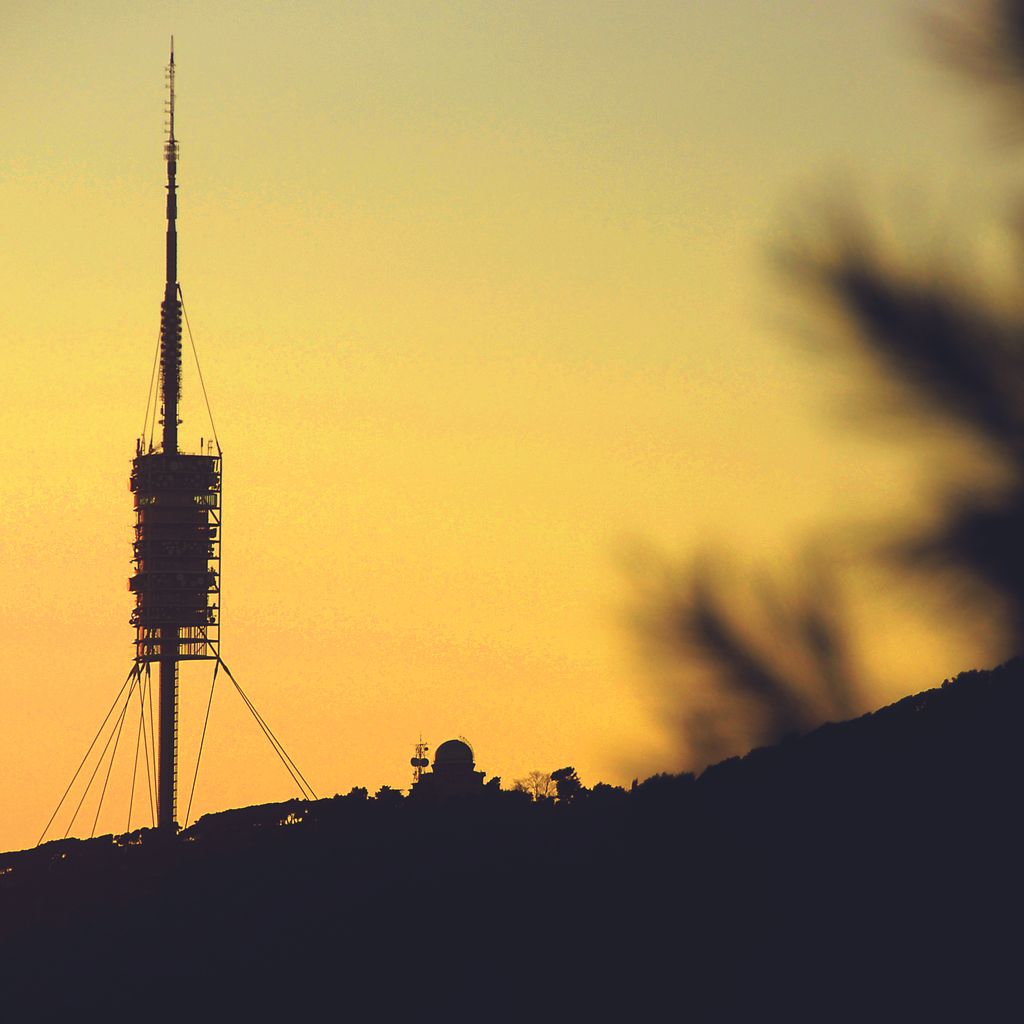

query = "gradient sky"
[1,0,1016,853]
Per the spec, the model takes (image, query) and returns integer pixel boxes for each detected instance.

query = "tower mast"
[158,37,182,832]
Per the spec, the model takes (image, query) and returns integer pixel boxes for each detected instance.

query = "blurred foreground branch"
[633,551,859,768]
[635,0,1024,770]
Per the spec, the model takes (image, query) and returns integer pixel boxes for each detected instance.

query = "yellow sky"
[0,1,1016,852]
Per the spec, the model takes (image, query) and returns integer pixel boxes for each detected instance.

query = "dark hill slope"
[2,660,1022,1019]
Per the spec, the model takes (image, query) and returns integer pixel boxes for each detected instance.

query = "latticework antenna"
[410,737,430,786]
[164,38,179,163]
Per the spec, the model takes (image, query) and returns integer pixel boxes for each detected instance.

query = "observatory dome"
[433,739,474,768]
[410,737,486,798]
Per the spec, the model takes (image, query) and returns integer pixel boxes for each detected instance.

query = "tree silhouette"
[374,785,404,806]
[513,770,557,801]
[550,767,584,804]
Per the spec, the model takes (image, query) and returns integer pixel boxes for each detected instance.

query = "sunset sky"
[1,0,1016,853]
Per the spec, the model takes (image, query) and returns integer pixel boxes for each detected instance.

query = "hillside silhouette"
[2,658,1021,1017]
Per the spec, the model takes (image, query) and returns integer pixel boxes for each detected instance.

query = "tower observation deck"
[129,453,221,662]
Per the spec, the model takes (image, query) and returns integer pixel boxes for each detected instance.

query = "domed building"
[410,738,486,798]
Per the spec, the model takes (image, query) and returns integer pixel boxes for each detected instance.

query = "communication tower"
[128,41,222,833]
[38,43,315,847]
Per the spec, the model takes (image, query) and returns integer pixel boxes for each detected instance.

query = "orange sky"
[1,1,1017,853]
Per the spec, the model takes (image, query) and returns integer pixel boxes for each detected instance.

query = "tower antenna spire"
[161,35,181,455]
[166,37,176,155]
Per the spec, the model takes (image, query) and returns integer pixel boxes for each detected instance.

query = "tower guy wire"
[184,659,219,829]
[37,665,139,846]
